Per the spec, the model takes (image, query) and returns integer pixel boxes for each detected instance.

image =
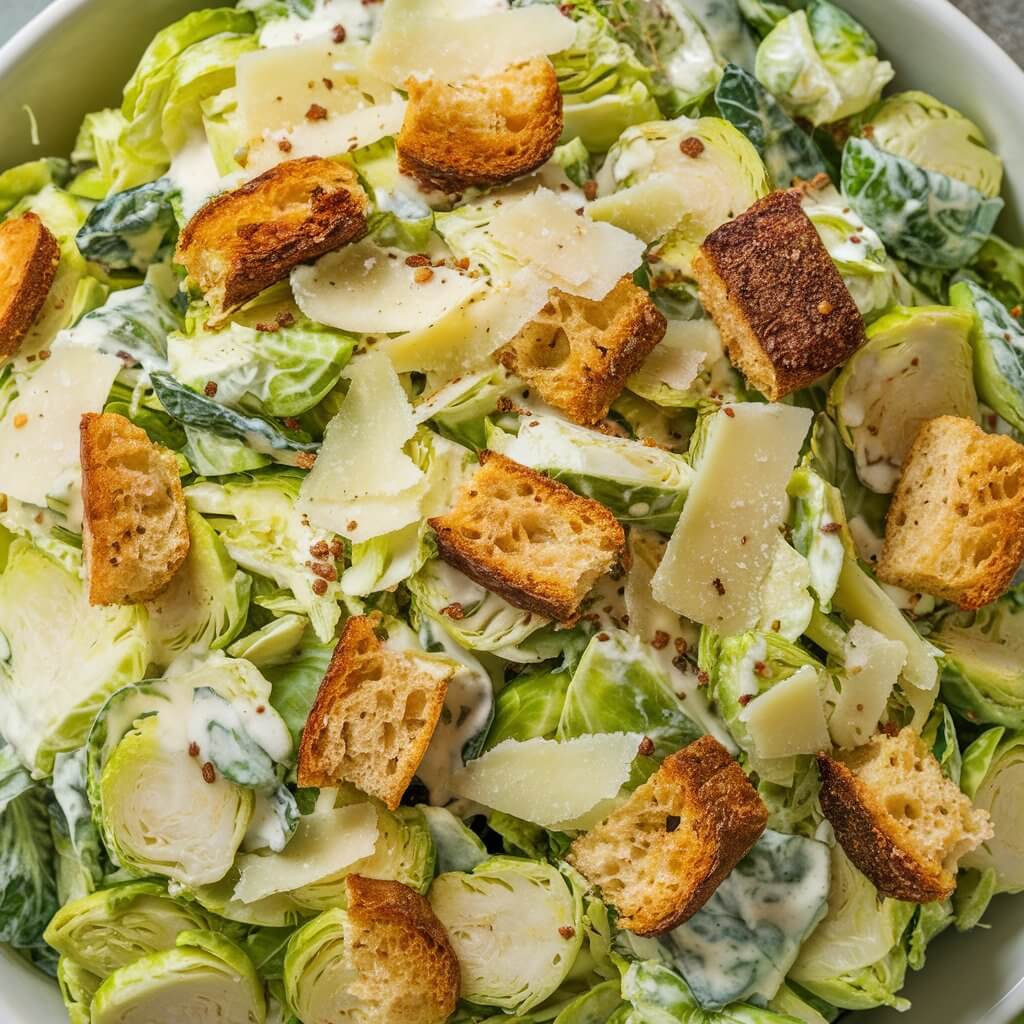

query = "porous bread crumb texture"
[568,735,768,935]
[175,156,368,322]
[692,189,866,401]
[343,875,460,1024]
[297,614,452,809]
[498,277,667,426]
[818,727,993,903]
[397,58,563,193]
[80,412,190,606]
[0,211,60,360]
[878,415,1024,609]
[428,450,625,625]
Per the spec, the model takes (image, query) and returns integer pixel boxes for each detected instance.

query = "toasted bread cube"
[692,189,866,401]
[397,59,563,194]
[877,416,1024,609]
[297,614,453,808]
[80,413,189,606]
[818,727,992,903]
[175,156,368,323]
[428,451,625,624]
[498,277,667,426]
[568,736,767,935]
[344,875,460,1024]
[0,212,60,360]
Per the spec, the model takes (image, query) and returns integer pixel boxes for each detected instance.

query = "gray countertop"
[1,0,1022,63]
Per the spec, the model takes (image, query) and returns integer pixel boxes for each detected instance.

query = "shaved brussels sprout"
[418,806,488,874]
[755,3,892,126]
[485,666,572,749]
[854,91,1003,198]
[226,614,307,668]
[0,539,150,776]
[490,415,694,532]
[57,956,100,1024]
[90,930,265,1024]
[43,881,209,980]
[841,137,1004,270]
[961,727,1024,894]
[429,857,583,1013]
[787,467,848,613]
[50,748,104,904]
[828,306,978,493]
[966,234,1024,313]
[553,979,627,1024]
[950,279,1024,434]
[932,588,1024,729]
[282,908,356,1024]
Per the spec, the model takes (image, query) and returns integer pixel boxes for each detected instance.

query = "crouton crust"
[0,212,60,360]
[297,614,452,809]
[429,450,625,624]
[345,875,460,1024]
[175,156,368,322]
[693,189,865,400]
[498,277,667,426]
[80,412,190,606]
[568,735,767,935]
[818,728,993,903]
[398,59,563,193]
[878,415,1024,609]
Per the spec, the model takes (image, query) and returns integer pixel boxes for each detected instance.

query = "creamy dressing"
[167,129,230,221]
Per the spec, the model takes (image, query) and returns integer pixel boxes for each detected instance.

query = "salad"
[0,0,1022,1022]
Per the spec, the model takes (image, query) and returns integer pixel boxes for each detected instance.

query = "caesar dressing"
[167,130,231,221]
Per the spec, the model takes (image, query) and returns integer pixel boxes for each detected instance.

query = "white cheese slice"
[291,239,481,335]
[233,802,379,903]
[381,268,551,378]
[299,350,425,540]
[631,318,723,393]
[486,188,646,301]
[829,622,906,749]
[0,349,121,530]
[367,1,577,85]
[651,403,813,635]
[588,174,691,243]
[450,733,643,828]
[740,666,831,759]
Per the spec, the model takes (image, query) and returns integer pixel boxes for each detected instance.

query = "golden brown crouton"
[175,156,368,323]
[818,727,992,903]
[297,614,453,809]
[80,413,190,606]
[692,189,866,400]
[397,59,563,193]
[568,736,767,935]
[877,415,1024,609]
[343,875,460,1024]
[498,277,667,426]
[0,212,60,360]
[428,451,625,624]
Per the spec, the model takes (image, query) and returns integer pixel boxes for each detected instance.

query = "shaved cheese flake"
[367,1,577,85]
[233,802,379,903]
[588,174,690,243]
[829,623,906,749]
[300,350,425,539]
[382,268,550,377]
[740,666,830,760]
[633,318,723,392]
[0,349,121,529]
[450,733,643,828]
[291,238,481,335]
[487,188,645,301]
[652,403,812,635]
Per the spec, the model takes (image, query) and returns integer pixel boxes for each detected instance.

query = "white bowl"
[0,1,1022,1021]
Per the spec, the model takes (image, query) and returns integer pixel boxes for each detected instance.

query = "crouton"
[877,415,1024,609]
[397,59,563,193]
[344,875,460,1024]
[0,212,60,360]
[80,412,190,606]
[568,735,767,935]
[175,156,368,323]
[428,451,625,624]
[297,614,453,809]
[818,727,993,902]
[498,277,667,426]
[692,189,866,401]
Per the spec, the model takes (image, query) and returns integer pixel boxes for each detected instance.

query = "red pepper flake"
[597,632,610,641]
[310,561,338,582]
[1012,306,1022,319]
[674,637,688,655]
[204,381,218,397]
[188,742,200,758]
[582,179,598,201]
[306,103,329,121]
[276,311,296,328]
[455,257,471,271]
[679,137,705,158]
[697,671,710,686]
[329,539,343,558]
[323,77,334,91]
[296,452,317,470]
[414,266,435,284]
[754,660,770,677]
[442,602,466,620]
[311,578,329,596]
[256,705,266,714]
[723,407,735,418]
[310,540,330,559]
[332,23,347,42]
[277,137,293,153]
[637,736,655,756]
[37,349,50,361]
[347,520,358,532]
[770,619,781,633]
[405,253,432,267]
[201,762,216,784]
[711,577,726,595]
[652,630,670,650]
[849,235,862,244]
[738,694,754,706]
[12,413,27,429]
[558,926,576,940]
[820,521,842,534]
[855,703,864,712]
[283,417,302,430]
